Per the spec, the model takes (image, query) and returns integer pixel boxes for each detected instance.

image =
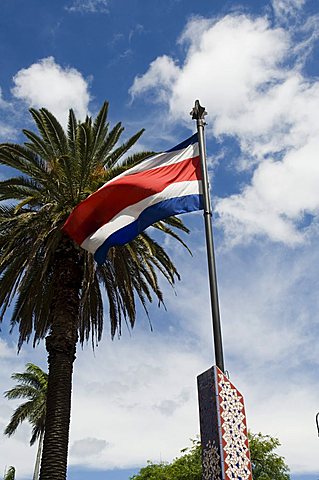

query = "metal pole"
[191,99,225,372]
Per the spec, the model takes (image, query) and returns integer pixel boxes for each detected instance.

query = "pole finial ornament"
[190,99,207,120]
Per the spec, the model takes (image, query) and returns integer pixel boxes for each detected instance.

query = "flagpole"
[191,99,225,373]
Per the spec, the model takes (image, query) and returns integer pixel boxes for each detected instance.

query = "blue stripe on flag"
[166,133,198,152]
[94,193,203,265]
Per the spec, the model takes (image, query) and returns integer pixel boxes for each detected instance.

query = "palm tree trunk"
[33,430,44,480]
[39,237,82,480]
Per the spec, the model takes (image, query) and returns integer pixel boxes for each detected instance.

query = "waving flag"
[63,133,203,265]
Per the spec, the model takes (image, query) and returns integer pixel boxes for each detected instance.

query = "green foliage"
[3,466,15,480]
[249,432,290,480]
[4,363,48,446]
[131,434,290,480]
[131,440,201,480]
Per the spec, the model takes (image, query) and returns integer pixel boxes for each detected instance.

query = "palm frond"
[152,220,192,254]
[23,129,53,159]
[92,101,109,152]
[4,466,15,480]
[94,122,124,164]
[3,363,47,446]
[67,108,78,157]
[4,400,36,435]
[40,108,68,156]
[104,128,145,169]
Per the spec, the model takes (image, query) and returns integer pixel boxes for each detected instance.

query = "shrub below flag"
[63,133,203,265]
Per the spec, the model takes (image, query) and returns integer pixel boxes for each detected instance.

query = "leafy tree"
[131,433,290,480]
[130,440,201,480]
[249,432,290,480]
[4,363,48,480]
[131,439,202,480]
[3,467,15,480]
[0,103,189,480]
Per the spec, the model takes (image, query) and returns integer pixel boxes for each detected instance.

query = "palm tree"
[4,363,48,480]
[3,467,15,480]
[0,102,189,480]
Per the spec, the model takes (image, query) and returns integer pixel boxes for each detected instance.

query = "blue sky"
[1,0,319,478]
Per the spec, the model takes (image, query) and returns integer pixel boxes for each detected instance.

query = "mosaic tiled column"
[197,366,253,480]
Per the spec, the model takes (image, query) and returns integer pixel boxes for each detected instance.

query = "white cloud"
[130,15,290,133]
[272,0,306,23]
[0,339,16,359]
[128,24,145,44]
[0,88,17,140]
[0,122,16,141]
[0,87,11,110]
[130,55,180,104]
[130,12,319,245]
[70,437,109,457]
[69,335,205,469]
[12,57,90,125]
[217,139,319,244]
[65,0,109,14]
[154,389,190,416]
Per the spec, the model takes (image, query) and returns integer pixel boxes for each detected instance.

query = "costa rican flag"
[63,133,203,265]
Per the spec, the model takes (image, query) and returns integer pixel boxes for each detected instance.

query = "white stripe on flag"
[101,143,199,188]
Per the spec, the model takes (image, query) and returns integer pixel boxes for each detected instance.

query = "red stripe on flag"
[63,155,201,245]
